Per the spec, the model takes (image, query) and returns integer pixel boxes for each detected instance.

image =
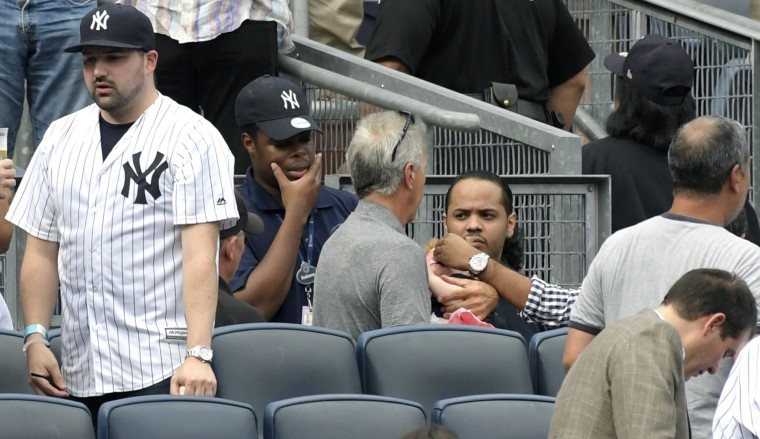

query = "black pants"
[155,20,279,175]
[69,377,172,428]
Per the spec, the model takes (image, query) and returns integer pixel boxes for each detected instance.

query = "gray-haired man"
[313,111,431,340]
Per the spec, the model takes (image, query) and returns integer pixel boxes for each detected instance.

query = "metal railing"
[326,175,611,288]
[281,36,584,178]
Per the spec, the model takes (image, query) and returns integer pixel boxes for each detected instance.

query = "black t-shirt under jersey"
[99,116,133,160]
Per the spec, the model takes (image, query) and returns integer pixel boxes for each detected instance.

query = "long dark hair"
[606,78,696,151]
[444,171,524,270]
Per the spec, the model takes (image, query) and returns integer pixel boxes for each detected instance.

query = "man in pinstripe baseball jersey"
[713,334,760,438]
[7,3,237,417]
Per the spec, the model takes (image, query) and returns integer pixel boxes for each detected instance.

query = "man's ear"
[507,212,517,238]
[144,50,158,75]
[220,237,234,260]
[703,313,727,336]
[728,163,742,191]
[403,162,416,190]
[242,133,256,156]
[728,160,750,194]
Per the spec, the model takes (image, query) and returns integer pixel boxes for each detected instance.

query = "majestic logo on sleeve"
[91,10,110,31]
[121,152,169,204]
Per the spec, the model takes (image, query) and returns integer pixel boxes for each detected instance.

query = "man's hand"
[0,159,16,200]
[170,357,216,396]
[272,153,322,223]
[377,57,412,74]
[27,342,68,397]
[434,233,480,271]
[436,275,499,320]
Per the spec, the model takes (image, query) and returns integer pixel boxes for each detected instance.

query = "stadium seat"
[0,393,94,438]
[212,323,362,434]
[528,327,568,397]
[97,395,256,439]
[431,393,556,439]
[356,324,533,416]
[0,329,33,393]
[264,394,427,439]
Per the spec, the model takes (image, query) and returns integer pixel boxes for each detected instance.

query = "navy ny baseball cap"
[235,75,323,141]
[604,34,694,105]
[220,191,264,240]
[65,3,155,53]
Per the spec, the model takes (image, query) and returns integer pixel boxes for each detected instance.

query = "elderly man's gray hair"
[347,111,426,198]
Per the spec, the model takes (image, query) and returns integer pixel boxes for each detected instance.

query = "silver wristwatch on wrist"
[186,345,213,363]
[468,252,490,277]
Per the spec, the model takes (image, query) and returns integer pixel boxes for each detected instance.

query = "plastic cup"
[0,128,7,160]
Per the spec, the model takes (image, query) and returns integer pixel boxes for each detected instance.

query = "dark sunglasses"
[390,112,416,162]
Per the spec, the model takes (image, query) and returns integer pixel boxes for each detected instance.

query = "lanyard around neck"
[275,213,315,266]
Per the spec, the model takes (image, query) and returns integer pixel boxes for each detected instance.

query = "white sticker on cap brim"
[291,117,311,129]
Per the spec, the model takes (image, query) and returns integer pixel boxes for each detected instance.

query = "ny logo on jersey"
[281,90,300,110]
[121,152,169,205]
[91,10,109,31]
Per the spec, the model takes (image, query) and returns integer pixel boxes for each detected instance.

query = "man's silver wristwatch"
[468,252,490,277]
[186,345,213,363]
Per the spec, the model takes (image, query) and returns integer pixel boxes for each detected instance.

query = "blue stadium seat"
[0,393,94,438]
[528,327,568,397]
[432,394,556,439]
[356,324,533,416]
[212,323,362,434]
[0,329,33,393]
[98,395,256,439]
[264,394,427,439]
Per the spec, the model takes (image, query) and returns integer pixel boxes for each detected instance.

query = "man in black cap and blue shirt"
[230,75,357,324]
[7,2,238,419]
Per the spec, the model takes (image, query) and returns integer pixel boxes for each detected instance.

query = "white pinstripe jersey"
[7,95,238,397]
[713,335,760,439]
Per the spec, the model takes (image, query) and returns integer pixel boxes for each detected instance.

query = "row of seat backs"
[0,392,555,439]
[4,324,568,435]
[212,323,534,426]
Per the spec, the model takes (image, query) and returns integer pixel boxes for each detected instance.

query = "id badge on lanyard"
[297,262,315,325]
[282,213,316,325]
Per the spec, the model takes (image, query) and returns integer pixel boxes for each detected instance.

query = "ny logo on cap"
[281,90,300,110]
[91,10,110,31]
